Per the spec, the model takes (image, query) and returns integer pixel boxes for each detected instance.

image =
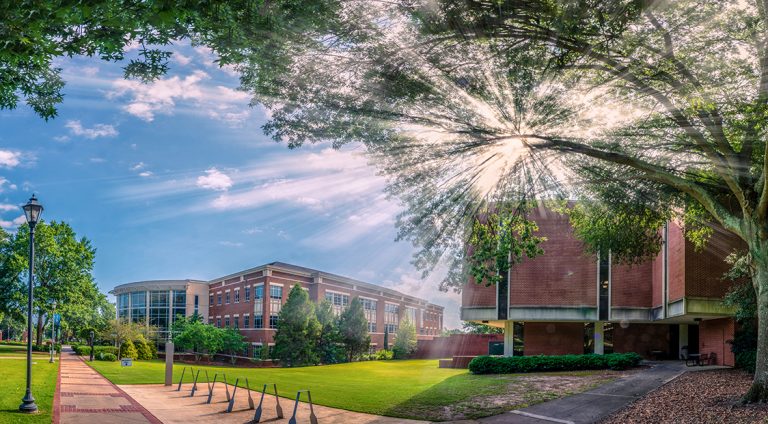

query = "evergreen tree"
[393,318,417,359]
[338,297,370,362]
[315,299,344,364]
[133,334,154,360]
[272,284,321,367]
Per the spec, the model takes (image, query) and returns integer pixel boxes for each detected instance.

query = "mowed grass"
[88,358,515,419]
[0,344,59,424]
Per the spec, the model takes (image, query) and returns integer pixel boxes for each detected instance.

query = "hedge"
[97,352,117,361]
[468,352,643,374]
[73,345,119,356]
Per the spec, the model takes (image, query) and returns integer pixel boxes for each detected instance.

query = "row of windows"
[117,290,189,332]
[212,313,278,330]
[211,285,275,306]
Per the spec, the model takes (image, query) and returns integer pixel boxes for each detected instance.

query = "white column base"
[504,320,514,356]
[594,322,605,355]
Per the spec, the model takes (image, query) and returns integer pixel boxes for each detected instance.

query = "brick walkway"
[55,346,161,424]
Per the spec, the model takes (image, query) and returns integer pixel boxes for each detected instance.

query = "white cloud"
[0,215,27,230]
[131,162,146,171]
[65,120,118,139]
[139,171,153,178]
[0,203,17,211]
[173,52,192,66]
[53,135,71,143]
[196,168,233,191]
[106,68,250,125]
[0,150,21,168]
[0,177,18,192]
[218,241,243,247]
[81,66,99,77]
[90,157,107,163]
[12,215,25,226]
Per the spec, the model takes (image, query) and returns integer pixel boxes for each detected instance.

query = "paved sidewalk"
[450,361,689,424]
[55,346,161,424]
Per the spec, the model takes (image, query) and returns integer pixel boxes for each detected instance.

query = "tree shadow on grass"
[382,373,527,422]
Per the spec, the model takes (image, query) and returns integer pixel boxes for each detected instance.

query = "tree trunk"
[744,246,768,403]
[35,311,44,346]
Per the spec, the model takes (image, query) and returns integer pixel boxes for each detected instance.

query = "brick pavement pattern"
[55,346,161,424]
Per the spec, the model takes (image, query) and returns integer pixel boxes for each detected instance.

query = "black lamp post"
[19,194,42,414]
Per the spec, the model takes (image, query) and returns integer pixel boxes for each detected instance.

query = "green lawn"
[87,358,612,420]
[0,345,59,424]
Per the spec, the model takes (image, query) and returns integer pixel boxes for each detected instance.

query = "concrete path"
[55,346,162,424]
[121,381,427,424]
[452,361,690,424]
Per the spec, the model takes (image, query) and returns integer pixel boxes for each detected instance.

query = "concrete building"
[461,207,739,366]
[111,262,444,356]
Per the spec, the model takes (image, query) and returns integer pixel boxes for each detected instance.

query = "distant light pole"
[49,301,57,363]
[19,194,43,414]
[89,330,95,362]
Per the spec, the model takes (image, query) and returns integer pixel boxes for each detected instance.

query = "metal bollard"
[176,367,187,391]
[190,369,200,397]
[206,373,218,404]
[223,374,231,402]
[245,378,255,410]
[226,378,239,413]
[289,390,318,424]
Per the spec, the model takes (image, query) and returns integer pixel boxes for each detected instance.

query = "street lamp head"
[22,195,43,226]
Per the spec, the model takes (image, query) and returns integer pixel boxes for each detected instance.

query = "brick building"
[111,262,444,356]
[462,207,740,366]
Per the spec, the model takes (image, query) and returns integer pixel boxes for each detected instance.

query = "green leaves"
[467,204,546,286]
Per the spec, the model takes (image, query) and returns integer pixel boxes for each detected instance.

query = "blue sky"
[0,43,461,328]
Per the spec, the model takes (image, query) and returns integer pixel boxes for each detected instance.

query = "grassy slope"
[0,344,59,424]
[88,359,513,419]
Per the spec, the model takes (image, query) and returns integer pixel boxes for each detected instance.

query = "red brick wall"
[611,262,653,308]
[668,223,686,302]
[685,227,743,299]
[413,334,504,359]
[523,322,584,355]
[612,324,669,357]
[510,210,596,307]
[462,277,497,307]
[699,318,735,366]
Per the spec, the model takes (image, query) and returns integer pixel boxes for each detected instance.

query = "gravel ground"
[601,369,768,424]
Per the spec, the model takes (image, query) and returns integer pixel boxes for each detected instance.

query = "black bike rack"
[190,369,201,397]
[176,367,187,391]
[206,372,218,404]
[288,390,318,424]
[253,383,283,423]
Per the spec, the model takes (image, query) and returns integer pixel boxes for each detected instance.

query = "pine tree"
[272,284,321,367]
[133,335,154,360]
[315,300,344,364]
[120,338,138,360]
[338,297,370,362]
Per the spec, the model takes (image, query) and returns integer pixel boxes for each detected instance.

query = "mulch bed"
[601,369,768,424]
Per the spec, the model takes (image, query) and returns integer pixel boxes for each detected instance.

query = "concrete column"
[679,324,689,359]
[504,320,515,356]
[164,341,174,386]
[594,322,605,355]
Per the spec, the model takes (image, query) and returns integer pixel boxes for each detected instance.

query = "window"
[225,291,231,305]
[325,291,349,315]
[225,316,230,327]
[216,318,221,327]
[234,289,240,303]
[130,292,146,324]
[149,291,170,332]
[245,286,251,302]
[255,314,263,329]
[406,306,417,325]
[361,298,377,332]
[269,314,279,329]
[269,285,283,315]
[255,285,264,300]
[598,252,610,321]
[209,293,214,306]
[208,317,213,325]
[234,317,240,329]
[217,293,222,305]
[172,290,186,323]
[244,315,250,328]
[194,295,199,315]
[385,303,399,333]
[252,344,262,358]
[118,293,129,319]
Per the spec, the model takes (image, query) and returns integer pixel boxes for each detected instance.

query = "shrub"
[97,352,117,361]
[468,352,643,374]
[74,345,119,356]
[736,350,757,374]
[120,339,138,359]
[134,336,155,360]
[32,343,60,353]
[376,349,393,360]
